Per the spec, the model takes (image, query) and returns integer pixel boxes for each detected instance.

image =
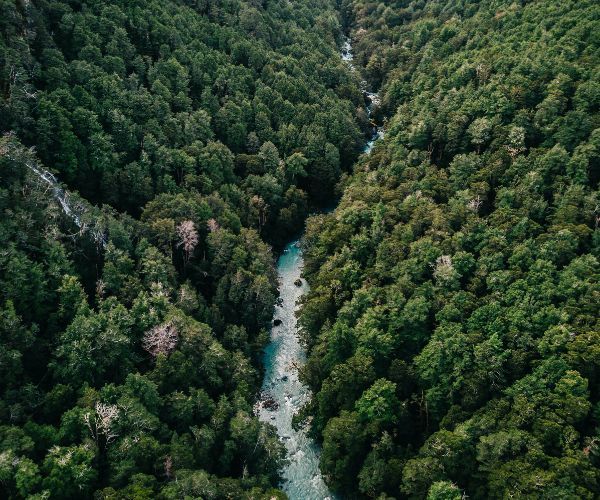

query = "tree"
[177,220,199,265]
[258,141,280,174]
[355,378,400,429]
[321,410,369,494]
[467,117,492,153]
[143,321,179,358]
[427,481,462,500]
[283,152,308,183]
[42,445,98,498]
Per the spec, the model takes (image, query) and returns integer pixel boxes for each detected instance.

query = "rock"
[275,297,283,307]
[294,278,302,287]
[260,392,279,411]
[273,319,282,326]
[281,375,288,382]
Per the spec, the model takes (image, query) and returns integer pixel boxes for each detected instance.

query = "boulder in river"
[273,319,282,326]
[294,278,303,287]
[260,392,279,411]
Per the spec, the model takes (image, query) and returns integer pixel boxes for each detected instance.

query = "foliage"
[0,0,363,496]
[1,0,599,497]
[301,0,600,498]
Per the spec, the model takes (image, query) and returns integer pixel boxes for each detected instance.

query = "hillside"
[300,0,600,497]
[0,0,362,497]
[1,0,599,498]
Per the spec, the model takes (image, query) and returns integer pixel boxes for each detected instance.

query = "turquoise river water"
[257,35,382,499]
[257,241,334,499]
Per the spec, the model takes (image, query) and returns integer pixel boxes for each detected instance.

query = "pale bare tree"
[84,402,120,445]
[143,321,178,357]
[433,255,455,283]
[163,455,173,479]
[96,279,106,299]
[467,195,483,212]
[177,220,199,264]
[207,218,220,233]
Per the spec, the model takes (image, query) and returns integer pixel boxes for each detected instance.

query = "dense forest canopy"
[0,0,366,497]
[300,0,600,498]
[1,0,599,498]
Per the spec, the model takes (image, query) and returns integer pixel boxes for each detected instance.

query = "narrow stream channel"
[256,36,383,500]
[257,242,332,499]
[342,35,384,153]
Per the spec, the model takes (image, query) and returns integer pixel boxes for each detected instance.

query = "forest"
[0,0,363,497]
[0,0,598,498]
[300,0,600,498]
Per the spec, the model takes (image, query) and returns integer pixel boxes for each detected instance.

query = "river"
[256,35,382,500]
[342,35,384,153]
[257,242,333,499]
